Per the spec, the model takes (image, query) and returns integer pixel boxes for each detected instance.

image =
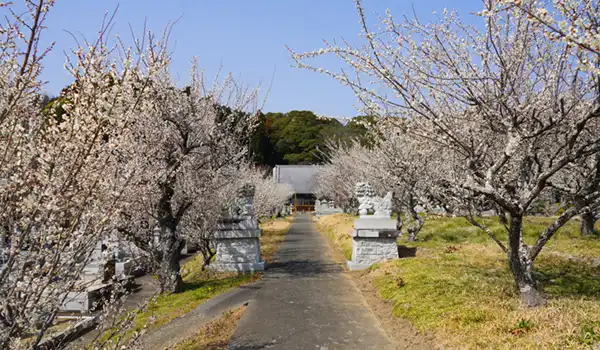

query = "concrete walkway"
[229,214,396,350]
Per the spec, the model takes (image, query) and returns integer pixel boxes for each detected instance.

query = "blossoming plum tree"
[114,62,260,293]
[0,0,170,346]
[290,0,600,306]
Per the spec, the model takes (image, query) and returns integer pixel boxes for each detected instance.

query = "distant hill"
[250,110,376,166]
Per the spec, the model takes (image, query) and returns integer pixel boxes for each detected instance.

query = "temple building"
[272,165,322,212]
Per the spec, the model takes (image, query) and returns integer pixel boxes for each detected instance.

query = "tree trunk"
[156,179,186,294]
[405,201,424,242]
[580,211,597,236]
[159,234,185,294]
[200,238,215,270]
[395,212,403,231]
[507,215,546,307]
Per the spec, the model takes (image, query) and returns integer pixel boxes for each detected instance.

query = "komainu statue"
[373,191,393,218]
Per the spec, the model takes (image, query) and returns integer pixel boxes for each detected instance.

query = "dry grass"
[315,213,354,260]
[259,216,293,262]
[316,213,600,349]
[172,306,246,350]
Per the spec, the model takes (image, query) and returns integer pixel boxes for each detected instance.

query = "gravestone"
[62,241,112,312]
[112,242,135,277]
[347,182,400,271]
[211,184,265,272]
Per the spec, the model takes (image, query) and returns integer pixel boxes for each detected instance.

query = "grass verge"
[316,213,600,349]
[103,216,292,345]
[259,216,293,262]
[172,306,246,350]
[315,213,354,260]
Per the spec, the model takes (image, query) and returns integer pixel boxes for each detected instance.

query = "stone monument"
[211,184,265,272]
[347,182,399,271]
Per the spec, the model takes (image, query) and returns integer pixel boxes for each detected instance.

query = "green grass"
[133,268,257,331]
[316,213,600,349]
[371,245,600,349]
[100,257,258,346]
[98,217,292,347]
[131,216,293,332]
[414,215,600,258]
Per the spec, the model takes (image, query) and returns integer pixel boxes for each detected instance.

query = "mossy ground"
[317,213,600,349]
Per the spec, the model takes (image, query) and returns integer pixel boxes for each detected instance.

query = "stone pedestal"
[347,217,400,271]
[211,216,264,272]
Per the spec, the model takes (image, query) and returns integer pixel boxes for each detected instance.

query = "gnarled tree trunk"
[158,234,185,293]
[507,215,546,307]
[156,179,186,294]
[580,211,597,236]
[405,197,424,242]
[199,238,215,271]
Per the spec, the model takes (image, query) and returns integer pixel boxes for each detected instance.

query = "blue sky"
[38,0,483,117]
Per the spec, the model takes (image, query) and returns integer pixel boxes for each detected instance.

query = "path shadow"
[265,259,343,277]
[398,245,417,258]
[229,343,277,350]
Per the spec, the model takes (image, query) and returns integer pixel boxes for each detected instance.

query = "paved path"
[229,214,396,350]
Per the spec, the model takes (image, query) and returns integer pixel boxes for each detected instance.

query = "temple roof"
[273,165,323,194]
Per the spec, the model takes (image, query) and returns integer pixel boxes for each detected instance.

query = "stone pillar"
[211,184,265,272]
[211,216,264,272]
[347,183,400,271]
[315,199,322,218]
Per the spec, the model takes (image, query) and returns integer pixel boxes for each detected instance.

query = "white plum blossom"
[291,0,600,307]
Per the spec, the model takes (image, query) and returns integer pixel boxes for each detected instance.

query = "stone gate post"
[347,183,400,270]
[211,184,265,272]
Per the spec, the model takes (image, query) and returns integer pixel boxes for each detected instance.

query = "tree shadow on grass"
[536,259,600,299]
[397,245,417,258]
[181,274,257,293]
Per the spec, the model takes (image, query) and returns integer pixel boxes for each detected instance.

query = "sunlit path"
[228,214,396,350]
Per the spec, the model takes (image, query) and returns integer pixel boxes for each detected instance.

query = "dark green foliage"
[343,115,379,148]
[249,110,377,166]
[41,96,67,124]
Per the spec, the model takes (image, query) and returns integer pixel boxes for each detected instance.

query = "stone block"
[214,237,261,264]
[216,217,258,231]
[213,229,261,239]
[210,261,265,272]
[347,237,399,271]
[350,229,400,238]
[115,260,133,277]
[211,215,265,273]
[353,217,397,230]
[61,283,108,312]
